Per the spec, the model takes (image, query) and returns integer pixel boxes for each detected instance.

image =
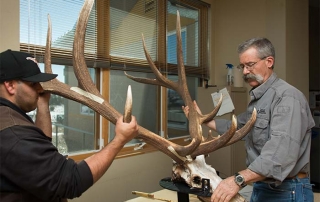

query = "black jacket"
[0,98,93,202]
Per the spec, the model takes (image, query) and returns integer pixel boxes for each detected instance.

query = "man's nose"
[242,67,250,74]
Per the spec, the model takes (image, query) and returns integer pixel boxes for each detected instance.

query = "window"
[166,1,203,138]
[167,29,187,64]
[109,70,158,145]
[167,75,198,138]
[20,0,210,159]
[27,64,97,155]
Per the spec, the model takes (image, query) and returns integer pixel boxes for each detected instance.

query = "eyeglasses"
[237,57,267,71]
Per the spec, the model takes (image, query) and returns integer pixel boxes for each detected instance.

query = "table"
[126,183,253,202]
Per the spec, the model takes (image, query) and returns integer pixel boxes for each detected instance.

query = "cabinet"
[196,86,248,177]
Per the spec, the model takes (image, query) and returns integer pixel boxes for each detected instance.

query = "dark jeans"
[250,177,314,202]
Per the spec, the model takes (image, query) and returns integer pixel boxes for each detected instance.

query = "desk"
[126,186,253,202]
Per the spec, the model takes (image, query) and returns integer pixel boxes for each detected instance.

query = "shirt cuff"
[77,160,94,192]
[248,156,283,182]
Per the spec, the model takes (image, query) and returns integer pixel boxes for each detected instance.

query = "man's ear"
[266,56,274,69]
[3,80,17,95]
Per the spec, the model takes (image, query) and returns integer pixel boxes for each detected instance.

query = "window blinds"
[20,0,210,79]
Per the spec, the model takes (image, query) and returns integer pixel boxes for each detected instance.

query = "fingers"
[211,178,239,202]
[117,115,136,124]
[115,115,138,142]
[182,105,189,118]
[193,100,202,114]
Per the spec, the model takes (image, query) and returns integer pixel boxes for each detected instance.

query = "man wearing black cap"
[0,49,139,201]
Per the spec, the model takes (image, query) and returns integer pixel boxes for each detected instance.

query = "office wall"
[0,0,19,51]
[204,0,309,98]
[0,0,309,201]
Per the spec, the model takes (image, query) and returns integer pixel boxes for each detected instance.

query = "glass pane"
[167,75,198,138]
[167,30,187,64]
[109,70,158,145]
[110,0,158,60]
[27,64,96,155]
[167,0,199,66]
[20,0,97,54]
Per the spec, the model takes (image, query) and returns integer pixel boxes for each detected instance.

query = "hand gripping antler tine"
[225,108,257,146]
[189,115,238,158]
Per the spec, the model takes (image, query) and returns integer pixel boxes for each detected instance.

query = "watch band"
[234,172,247,188]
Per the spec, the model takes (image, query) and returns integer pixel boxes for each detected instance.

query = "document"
[211,87,235,116]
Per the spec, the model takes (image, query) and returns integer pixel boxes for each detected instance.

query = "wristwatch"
[234,172,247,188]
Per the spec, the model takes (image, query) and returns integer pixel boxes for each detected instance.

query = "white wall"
[71,152,173,202]
[0,0,309,201]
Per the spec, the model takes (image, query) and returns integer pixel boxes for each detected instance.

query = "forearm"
[239,168,266,184]
[35,102,52,138]
[84,116,138,184]
[84,138,125,183]
[205,119,216,131]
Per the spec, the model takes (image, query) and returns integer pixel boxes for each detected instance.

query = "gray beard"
[243,73,264,84]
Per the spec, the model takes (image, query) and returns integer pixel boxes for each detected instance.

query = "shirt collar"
[249,72,278,100]
[0,97,34,123]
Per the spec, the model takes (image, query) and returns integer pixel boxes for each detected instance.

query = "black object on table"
[159,177,212,202]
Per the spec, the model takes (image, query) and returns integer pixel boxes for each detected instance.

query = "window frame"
[19,0,210,161]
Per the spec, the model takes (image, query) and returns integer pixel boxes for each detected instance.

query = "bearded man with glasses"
[184,37,315,202]
[212,37,315,202]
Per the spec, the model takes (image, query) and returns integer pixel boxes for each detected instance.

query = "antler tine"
[199,94,223,123]
[189,115,237,158]
[175,11,186,88]
[123,85,132,123]
[175,11,194,109]
[225,108,257,146]
[73,0,100,95]
[125,35,177,90]
[44,14,53,75]
[204,130,216,142]
[41,14,63,91]
[189,108,257,158]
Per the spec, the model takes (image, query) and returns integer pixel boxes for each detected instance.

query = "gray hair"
[237,37,275,68]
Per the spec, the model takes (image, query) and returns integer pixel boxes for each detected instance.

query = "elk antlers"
[41,0,256,165]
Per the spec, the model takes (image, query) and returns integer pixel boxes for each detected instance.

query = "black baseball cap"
[0,49,58,82]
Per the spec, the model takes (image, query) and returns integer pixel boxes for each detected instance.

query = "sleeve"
[3,126,93,201]
[215,112,248,135]
[248,95,309,181]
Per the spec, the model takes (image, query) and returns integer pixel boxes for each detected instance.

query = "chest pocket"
[252,117,269,151]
